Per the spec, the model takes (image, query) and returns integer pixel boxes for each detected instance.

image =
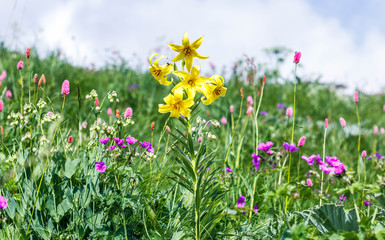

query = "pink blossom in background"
[306,178,313,187]
[362,150,367,158]
[325,118,328,128]
[354,91,358,102]
[95,97,99,106]
[38,74,46,87]
[97,118,102,124]
[17,60,23,70]
[293,51,301,63]
[0,196,8,209]
[221,116,227,125]
[0,71,6,81]
[383,104,385,112]
[247,96,253,105]
[339,117,346,128]
[286,107,293,117]
[82,121,88,129]
[381,128,385,134]
[0,100,3,112]
[230,105,234,113]
[298,136,306,147]
[68,136,73,143]
[26,47,31,58]
[246,106,253,116]
[107,108,113,115]
[374,125,379,135]
[47,111,53,116]
[95,162,107,173]
[6,90,12,98]
[34,73,37,84]
[124,107,132,118]
[198,137,203,142]
[166,125,171,134]
[61,80,70,96]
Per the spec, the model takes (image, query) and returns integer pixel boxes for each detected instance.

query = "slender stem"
[356,103,361,182]
[320,126,327,206]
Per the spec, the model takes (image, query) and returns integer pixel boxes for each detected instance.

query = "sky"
[1,0,385,94]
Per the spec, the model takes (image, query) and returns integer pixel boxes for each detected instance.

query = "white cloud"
[1,0,385,93]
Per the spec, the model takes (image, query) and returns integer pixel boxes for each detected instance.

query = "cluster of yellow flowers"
[149,32,227,118]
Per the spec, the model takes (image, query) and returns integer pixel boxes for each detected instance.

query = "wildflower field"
[0,33,385,239]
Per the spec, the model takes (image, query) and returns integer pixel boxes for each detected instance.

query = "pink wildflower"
[306,178,313,187]
[298,136,306,147]
[381,128,385,135]
[247,96,253,105]
[107,108,113,115]
[26,47,31,58]
[0,100,3,112]
[38,74,46,87]
[325,118,328,128]
[383,104,385,112]
[68,136,73,143]
[293,51,301,63]
[354,91,358,102]
[230,105,234,113]
[95,162,107,173]
[286,107,293,118]
[339,117,346,128]
[34,74,37,84]
[6,90,12,98]
[362,150,367,158]
[166,125,171,134]
[82,121,88,129]
[374,125,379,135]
[17,60,23,70]
[95,97,99,106]
[0,71,6,81]
[198,137,203,143]
[124,107,132,118]
[116,109,120,118]
[0,196,8,209]
[221,116,227,125]
[246,106,253,116]
[61,80,70,96]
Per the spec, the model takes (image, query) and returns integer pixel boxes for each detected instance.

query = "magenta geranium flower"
[301,155,320,165]
[251,153,261,171]
[283,142,299,153]
[108,145,116,151]
[257,141,274,152]
[236,195,246,207]
[0,196,8,209]
[99,138,109,144]
[253,205,259,214]
[339,194,347,202]
[226,168,233,173]
[126,136,138,145]
[95,162,107,173]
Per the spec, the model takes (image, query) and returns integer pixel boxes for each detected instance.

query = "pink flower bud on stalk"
[82,121,88,129]
[151,122,155,131]
[166,125,171,134]
[61,80,70,96]
[0,126,3,136]
[297,136,306,147]
[325,118,328,128]
[286,107,293,117]
[339,117,346,128]
[0,100,3,112]
[116,109,120,118]
[362,150,367,158]
[38,74,46,87]
[26,48,31,58]
[354,91,359,102]
[95,98,99,106]
[17,60,23,70]
[198,137,203,142]
[34,74,37,84]
[124,107,132,118]
[374,125,379,135]
[293,51,301,63]
[0,71,6,81]
[246,106,253,116]
[221,117,227,125]
[240,88,244,99]
[230,105,234,113]
[6,90,12,98]
[381,128,385,134]
[107,108,112,115]
[247,96,253,105]
[68,136,73,143]
[306,178,313,187]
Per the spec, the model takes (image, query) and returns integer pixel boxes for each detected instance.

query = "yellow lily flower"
[158,89,194,118]
[172,66,209,96]
[198,75,227,105]
[168,32,209,73]
[149,53,173,85]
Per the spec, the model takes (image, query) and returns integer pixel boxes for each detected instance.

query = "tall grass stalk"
[356,101,361,182]
[320,120,327,206]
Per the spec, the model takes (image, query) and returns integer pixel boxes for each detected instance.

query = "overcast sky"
[1,0,385,93]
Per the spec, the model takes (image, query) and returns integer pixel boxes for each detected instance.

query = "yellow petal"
[220,87,227,97]
[192,50,209,59]
[168,43,184,52]
[173,71,191,80]
[180,108,191,118]
[154,55,167,66]
[173,89,184,102]
[191,36,204,50]
[191,66,200,77]
[170,109,180,118]
[159,104,173,113]
[172,52,185,62]
[182,32,189,47]
[185,55,193,73]
[163,94,175,104]
[149,53,158,67]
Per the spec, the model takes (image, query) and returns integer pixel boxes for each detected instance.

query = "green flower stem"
[249,79,266,219]
[356,102,361,182]
[27,96,66,235]
[320,125,327,206]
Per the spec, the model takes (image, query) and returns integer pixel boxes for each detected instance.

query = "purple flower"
[283,142,299,153]
[277,103,283,109]
[226,168,233,173]
[121,145,127,148]
[95,162,107,173]
[0,196,8,209]
[99,138,109,144]
[140,141,151,148]
[108,145,116,151]
[301,155,320,165]
[319,164,333,174]
[364,201,371,206]
[253,205,259,214]
[236,195,246,207]
[376,152,384,159]
[113,137,120,143]
[257,141,274,152]
[260,111,268,116]
[147,145,154,153]
[251,153,261,171]
[117,139,124,146]
[266,150,273,155]
[126,136,138,145]
[339,194,347,202]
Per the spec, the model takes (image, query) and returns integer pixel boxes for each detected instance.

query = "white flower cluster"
[6,154,17,163]
[37,99,47,109]
[21,132,31,142]
[100,122,116,137]
[23,103,36,115]
[40,135,49,145]
[41,112,61,124]
[86,89,98,100]
[8,112,24,128]
[208,132,217,141]
[116,118,135,127]
[107,91,119,103]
